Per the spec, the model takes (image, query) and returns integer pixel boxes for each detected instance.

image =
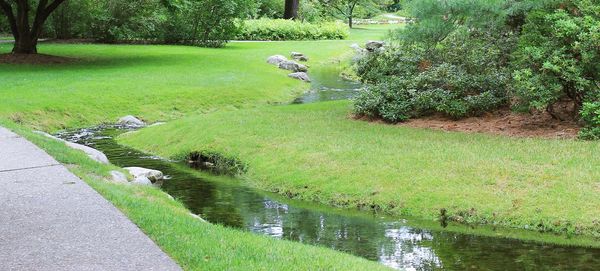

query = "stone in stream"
[118,115,146,127]
[291,52,308,62]
[350,43,365,53]
[288,72,311,82]
[132,176,153,185]
[124,167,164,182]
[266,55,288,65]
[365,41,385,52]
[278,60,308,72]
[34,131,110,164]
[109,170,129,183]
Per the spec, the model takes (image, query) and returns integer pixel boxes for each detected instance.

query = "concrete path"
[0,127,181,271]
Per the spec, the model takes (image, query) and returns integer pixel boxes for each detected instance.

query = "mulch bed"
[0,53,76,64]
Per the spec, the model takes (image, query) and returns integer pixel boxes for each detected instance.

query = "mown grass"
[118,101,600,239]
[0,25,396,132]
[0,120,391,270]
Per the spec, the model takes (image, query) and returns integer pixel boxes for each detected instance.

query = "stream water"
[57,66,600,270]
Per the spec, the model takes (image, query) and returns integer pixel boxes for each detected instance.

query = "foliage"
[237,19,349,41]
[579,102,600,140]
[90,0,167,42]
[511,0,600,120]
[355,27,514,121]
[162,0,252,47]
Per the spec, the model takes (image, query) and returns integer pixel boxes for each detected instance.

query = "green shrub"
[511,0,600,119]
[579,102,600,140]
[354,28,513,122]
[236,19,348,41]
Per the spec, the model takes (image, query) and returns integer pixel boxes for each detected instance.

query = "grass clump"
[237,19,349,41]
[185,150,248,176]
[118,101,600,239]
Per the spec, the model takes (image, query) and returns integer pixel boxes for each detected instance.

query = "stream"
[57,66,600,270]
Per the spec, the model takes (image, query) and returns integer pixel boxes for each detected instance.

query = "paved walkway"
[0,127,181,271]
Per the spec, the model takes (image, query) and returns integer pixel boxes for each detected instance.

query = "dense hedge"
[353,0,599,139]
[236,19,348,41]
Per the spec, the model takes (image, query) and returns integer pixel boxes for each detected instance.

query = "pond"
[56,67,600,270]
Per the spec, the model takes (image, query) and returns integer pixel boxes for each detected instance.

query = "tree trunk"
[13,35,38,54]
[0,0,67,54]
[283,0,299,20]
[348,16,353,28]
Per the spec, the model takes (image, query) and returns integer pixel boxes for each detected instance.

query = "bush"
[236,19,348,41]
[579,102,600,140]
[354,28,513,122]
[511,0,600,119]
[163,0,253,47]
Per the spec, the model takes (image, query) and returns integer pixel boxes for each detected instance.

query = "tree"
[283,0,299,19]
[0,0,67,54]
[321,0,363,28]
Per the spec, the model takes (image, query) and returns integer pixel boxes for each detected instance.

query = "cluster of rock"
[38,115,168,186]
[266,52,311,82]
[350,40,385,54]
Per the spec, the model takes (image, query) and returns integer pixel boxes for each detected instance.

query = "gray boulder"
[65,142,110,164]
[124,167,164,182]
[118,115,145,127]
[288,72,311,82]
[291,52,308,62]
[34,131,109,164]
[132,176,152,185]
[366,40,385,52]
[278,60,308,72]
[110,170,129,183]
[267,55,288,65]
[350,43,365,53]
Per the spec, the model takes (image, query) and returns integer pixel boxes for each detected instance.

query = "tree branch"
[0,0,19,40]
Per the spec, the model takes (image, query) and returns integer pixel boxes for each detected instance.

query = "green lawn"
[1,120,390,271]
[0,25,396,131]
[119,101,600,239]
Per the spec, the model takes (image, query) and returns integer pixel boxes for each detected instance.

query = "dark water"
[56,69,600,270]
[292,65,362,104]
[56,127,600,271]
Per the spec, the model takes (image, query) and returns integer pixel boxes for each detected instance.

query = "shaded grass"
[118,101,600,239]
[0,25,398,132]
[0,120,391,271]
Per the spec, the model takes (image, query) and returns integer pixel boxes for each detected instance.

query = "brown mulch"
[401,109,581,139]
[0,53,76,64]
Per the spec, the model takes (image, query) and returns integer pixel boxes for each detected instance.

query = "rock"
[350,43,365,52]
[278,60,308,72]
[34,131,109,164]
[124,167,164,182]
[365,40,385,52]
[132,176,152,185]
[65,142,110,164]
[288,72,311,82]
[109,170,129,183]
[267,55,287,65]
[118,115,145,127]
[291,52,308,62]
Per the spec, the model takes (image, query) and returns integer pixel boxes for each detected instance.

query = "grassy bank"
[0,25,395,132]
[118,101,600,239]
[1,120,390,270]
